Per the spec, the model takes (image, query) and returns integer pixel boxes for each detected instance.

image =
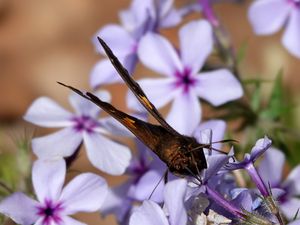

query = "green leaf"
[260,69,285,120]
[236,41,248,66]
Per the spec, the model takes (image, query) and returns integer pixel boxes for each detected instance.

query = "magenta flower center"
[36,199,64,225]
[174,67,196,93]
[288,0,300,7]
[72,115,98,133]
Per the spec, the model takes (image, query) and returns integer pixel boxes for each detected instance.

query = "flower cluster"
[1,0,300,225]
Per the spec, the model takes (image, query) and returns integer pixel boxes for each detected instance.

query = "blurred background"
[0,0,299,224]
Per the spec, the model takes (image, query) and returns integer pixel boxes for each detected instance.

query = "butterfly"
[59,37,211,179]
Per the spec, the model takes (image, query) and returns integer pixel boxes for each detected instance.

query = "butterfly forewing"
[97,37,179,135]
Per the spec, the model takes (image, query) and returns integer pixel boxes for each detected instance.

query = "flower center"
[72,115,98,133]
[174,67,196,93]
[37,199,63,225]
[289,0,300,7]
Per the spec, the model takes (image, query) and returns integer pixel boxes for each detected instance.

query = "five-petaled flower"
[0,159,108,225]
[248,0,300,58]
[24,91,132,175]
[128,19,243,135]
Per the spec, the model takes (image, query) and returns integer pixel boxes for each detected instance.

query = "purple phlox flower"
[128,19,243,135]
[0,159,107,225]
[90,0,182,89]
[129,179,188,225]
[24,91,132,175]
[258,147,300,220]
[289,220,300,225]
[100,139,168,224]
[225,136,272,197]
[225,136,272,171]
[248,0,300,58]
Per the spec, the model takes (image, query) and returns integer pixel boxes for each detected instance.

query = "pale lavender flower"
[129,179,188,225]
[248,0,300,58]
[258,148,300,220]
[0,159,107,225]
[129,19,243,135]
[90,0,182,88]
[24,92,131,175]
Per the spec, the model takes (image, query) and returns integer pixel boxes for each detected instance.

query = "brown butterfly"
[59,37,210,179]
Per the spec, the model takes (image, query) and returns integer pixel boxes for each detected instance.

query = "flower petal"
[179,20,213,74]
[90,59,123,88]
[164,179,187,225]
[280,197,300,220]
[127,77,178,111]
[166,91,201,135]
[59,173,107,214]
[69,90,111,117]
[129,201,169,225]
[193,120,226,150]
[258,148,285,187]
[195,69,243,106]
[284,165,300,196]
[61,216,87,225]
[32,128,83,159]
[138,33,183,76]
[99,116,134,137]
[0,192,38,225]
[248,0,291,35]
[83,132,132,175]
[128,170,164,203]
[93,24,135,56]
[160,8,182,28]
[250,136,272,162]
[288,219,300,225]
[24,97,73,127]
[282,9,300,58]
[32,159,66,203]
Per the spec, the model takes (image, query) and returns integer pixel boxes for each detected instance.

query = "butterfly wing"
[98,37,179,135]
[58,82,172,153]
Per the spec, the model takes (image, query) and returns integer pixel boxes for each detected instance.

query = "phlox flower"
[226,136,272,197]
[100,120,226,224]
[0,159,107,225]
[129,179,188,225]
[90,0,182,88]
[258,148,300,220]
[128,19,243,135]
[248,0,300,58]
[24,91,131,175]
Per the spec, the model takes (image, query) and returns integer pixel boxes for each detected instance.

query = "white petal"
[179,20,213,74]
[248,0,291,35]
[195,69,243,106]
[83,132,132,175]
[32,159,66,203]
[90,59,123,88]
[138,33,183,76]
[59,173,107,214]
[258,148,285,187]
[99,117,134,137]
[282,9,300,58]
[164,179,187,225]
[0,192,38,225]
[32,128,83,159]
[24,97,73,127]
[166,91,201,135]
[93,24,135,56]
[69,90,111,117]
[127,78,178,110]
[61,216,87,225]
[129,201,169,225]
